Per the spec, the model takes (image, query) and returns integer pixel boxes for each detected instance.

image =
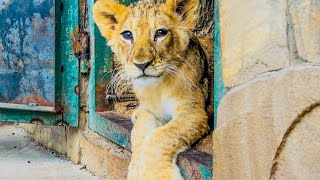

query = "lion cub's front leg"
[139,107,209,180]
[128,109,163,180]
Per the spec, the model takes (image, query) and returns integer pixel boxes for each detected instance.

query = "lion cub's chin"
[132,76,162,88]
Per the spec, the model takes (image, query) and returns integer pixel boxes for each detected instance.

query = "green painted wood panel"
[0,0,79,126]
[213,0,225,128]
[56,0,80,126]
[88,0,132,148]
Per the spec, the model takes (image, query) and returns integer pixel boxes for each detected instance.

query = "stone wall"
[213,0,320,179]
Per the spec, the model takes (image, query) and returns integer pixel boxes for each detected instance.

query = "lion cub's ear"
[93,0,128,40]
[162,0,199,29]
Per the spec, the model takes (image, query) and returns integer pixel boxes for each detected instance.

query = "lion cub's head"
[93,0,199,87]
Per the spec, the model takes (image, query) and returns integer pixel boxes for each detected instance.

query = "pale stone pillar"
[213,66,320,179]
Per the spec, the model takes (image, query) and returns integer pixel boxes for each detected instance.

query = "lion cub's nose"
[134,61,152,71]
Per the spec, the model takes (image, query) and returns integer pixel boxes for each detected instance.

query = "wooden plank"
[55,0,79,126]
[98,111,133,132]
[0,103,56,112]
[0,108,59,125]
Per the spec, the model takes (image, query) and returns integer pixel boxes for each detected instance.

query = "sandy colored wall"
[213,0,320,179]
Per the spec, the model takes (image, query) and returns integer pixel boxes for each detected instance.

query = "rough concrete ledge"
[79,130,131,179]
[0,124,98,179]
[21,123,131,179]
[21,124,68,156]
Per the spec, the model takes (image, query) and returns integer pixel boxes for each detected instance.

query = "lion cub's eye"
[154,28,169,41]
[121,31,133,41]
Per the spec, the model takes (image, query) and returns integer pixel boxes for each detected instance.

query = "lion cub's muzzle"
[131,59,158,78]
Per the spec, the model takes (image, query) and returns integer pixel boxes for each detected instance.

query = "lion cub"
[93,0,210,179]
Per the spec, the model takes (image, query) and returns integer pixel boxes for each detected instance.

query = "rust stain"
[74,85,80,95]
[30,118,44,125]
[55,121,68,126]
[96,85,109,112]
[33,19,40,29]
[71,27,90,62]
[10,96,54,107]
[72,27,81,58]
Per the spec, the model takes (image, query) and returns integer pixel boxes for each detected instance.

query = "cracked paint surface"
[0,0,55,106]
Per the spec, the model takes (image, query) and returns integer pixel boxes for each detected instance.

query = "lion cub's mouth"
[132,74,163,87]
[135,74,161,79]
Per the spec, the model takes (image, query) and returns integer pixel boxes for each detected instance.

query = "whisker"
[165,64,198,91]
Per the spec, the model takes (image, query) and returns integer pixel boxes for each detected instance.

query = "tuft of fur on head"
[93,0,200,90]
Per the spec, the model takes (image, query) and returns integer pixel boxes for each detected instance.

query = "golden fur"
[93,0,210,179]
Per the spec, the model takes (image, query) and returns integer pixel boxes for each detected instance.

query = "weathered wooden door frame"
[213,0,225,128]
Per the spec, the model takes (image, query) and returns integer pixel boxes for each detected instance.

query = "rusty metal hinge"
[55,103,69,126]
[73,29,90,74]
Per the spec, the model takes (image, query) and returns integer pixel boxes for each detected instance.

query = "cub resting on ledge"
[93,0,211,179]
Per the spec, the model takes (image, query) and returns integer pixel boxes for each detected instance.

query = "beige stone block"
[213,65,320,179]
[66,126,81,164]
[272,106,320,179]
[21,124,67,155]
[21,123,82,165]
[289,0,320,63]
[220,0,289,87]
[80,130,131,179]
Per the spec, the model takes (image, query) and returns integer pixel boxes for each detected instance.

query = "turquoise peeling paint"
[88,0,131,149]
[0,109,58,125]
[178,166,188,178]
[200,165,213,180]
[57,0,80,126]
[0,0,79,126]
[213,0,226,128]
[0,0,55,104]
